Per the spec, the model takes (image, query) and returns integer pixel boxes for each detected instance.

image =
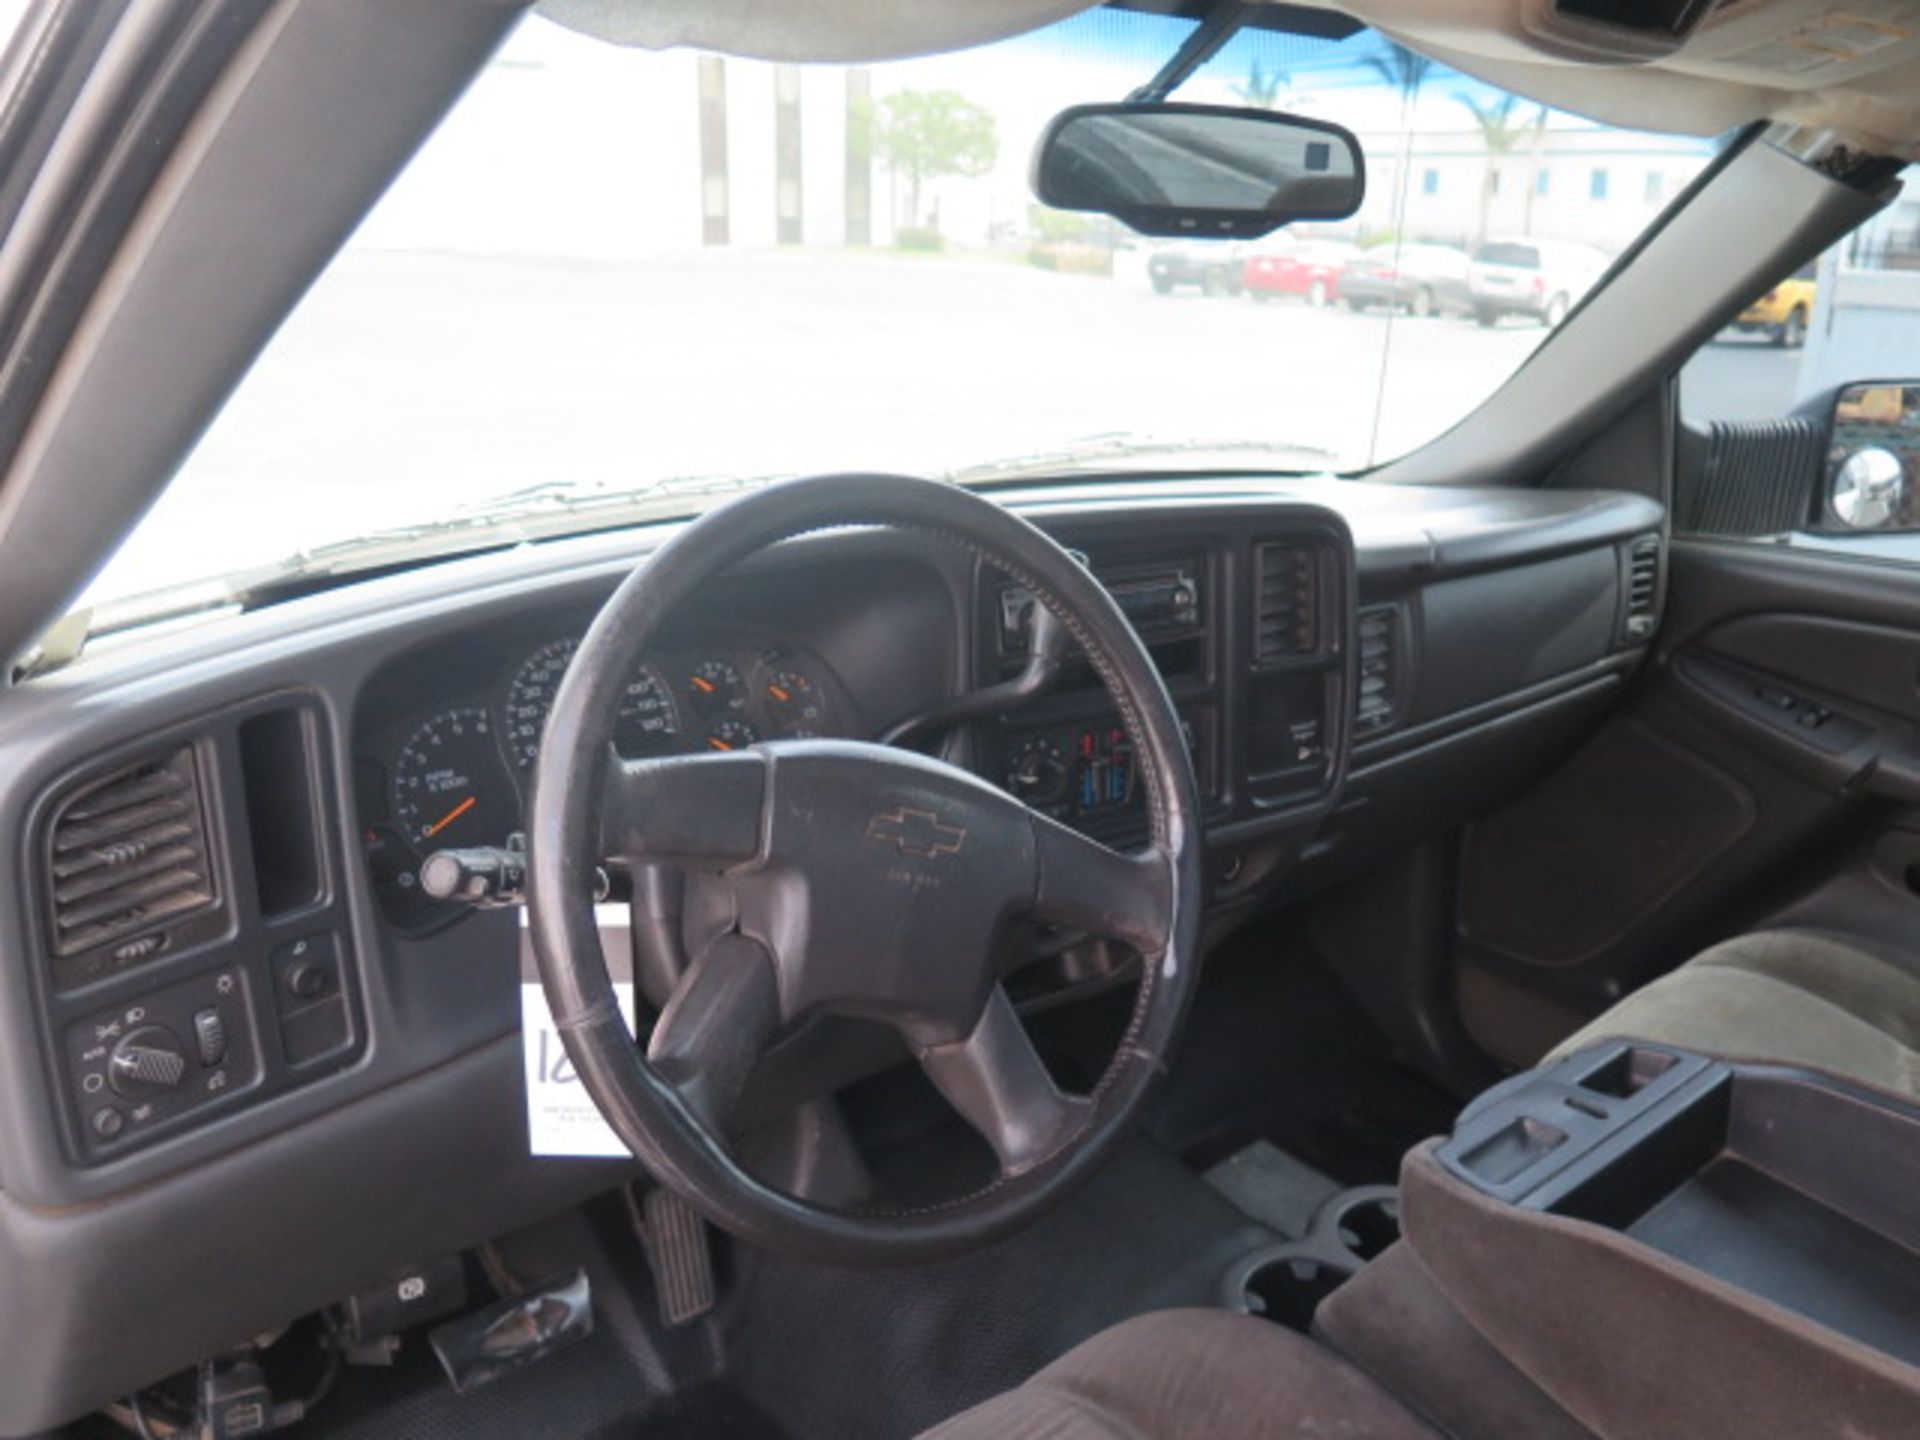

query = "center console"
[1326,1043,1920,1437]
[1439,1042,1920,1367]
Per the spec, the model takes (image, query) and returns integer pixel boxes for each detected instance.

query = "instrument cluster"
[359,628,849,926]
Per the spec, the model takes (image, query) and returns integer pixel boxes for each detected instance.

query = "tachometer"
[504,638,680,768]
[392,707,519,850]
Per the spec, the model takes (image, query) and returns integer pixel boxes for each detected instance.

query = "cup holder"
[1326,1186,1400,1263]
[1223,1184,1402,1329]
[1236,1252,1357,1331]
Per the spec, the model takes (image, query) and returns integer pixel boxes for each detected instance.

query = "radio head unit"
[999,556,1203,656]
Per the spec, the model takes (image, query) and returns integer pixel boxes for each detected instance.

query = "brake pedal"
[637,1186,716,1327]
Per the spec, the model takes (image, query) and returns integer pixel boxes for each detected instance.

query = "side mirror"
[1826,383,1919,531]
[1032,102,1364,240]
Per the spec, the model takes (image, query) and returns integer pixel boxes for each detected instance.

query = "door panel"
[1453,538,1920,1068]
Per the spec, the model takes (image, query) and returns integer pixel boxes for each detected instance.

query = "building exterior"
[1348,124,1714,255]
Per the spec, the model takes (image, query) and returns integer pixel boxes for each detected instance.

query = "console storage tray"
[1435,1041,1920,1368]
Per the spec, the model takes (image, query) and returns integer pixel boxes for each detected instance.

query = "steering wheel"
[525,474,1203,1266]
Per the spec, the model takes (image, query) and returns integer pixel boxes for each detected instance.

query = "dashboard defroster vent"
[1254,542,1319,663]
[1355,606,1398,735]
[1622,535,1663,643]
[46,747,216,960]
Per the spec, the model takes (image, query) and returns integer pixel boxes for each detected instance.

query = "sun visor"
[535,0,1100,62]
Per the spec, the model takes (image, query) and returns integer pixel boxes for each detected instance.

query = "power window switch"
[193,1008,228,1067]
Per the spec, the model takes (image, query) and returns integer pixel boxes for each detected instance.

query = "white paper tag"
[521,905,638,1158]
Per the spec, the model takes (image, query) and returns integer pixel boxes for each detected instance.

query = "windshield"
[84,8,1710,607]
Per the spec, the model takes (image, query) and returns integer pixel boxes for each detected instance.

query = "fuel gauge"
[687,659,748,716]
[763,669,826,738]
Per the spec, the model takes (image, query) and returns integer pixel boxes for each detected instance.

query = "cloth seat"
[917,1308,1436,1439]
[1546,928,1920,1097]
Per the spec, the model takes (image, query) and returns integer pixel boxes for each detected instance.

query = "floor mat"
[719,1139,1275,1440]
[1203,1139,1343,1239]
[1142,938,1464,1184]
[587,1384,790,1440]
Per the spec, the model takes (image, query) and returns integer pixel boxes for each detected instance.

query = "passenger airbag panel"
[1413,549,1620,725]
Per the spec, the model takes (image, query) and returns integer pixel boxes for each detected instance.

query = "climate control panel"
[997,708,1211,841]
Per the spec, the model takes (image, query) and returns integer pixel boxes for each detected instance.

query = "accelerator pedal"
[637,1185,717,1327]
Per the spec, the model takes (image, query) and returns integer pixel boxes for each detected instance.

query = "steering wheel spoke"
[601,750,767,868]
[646,932,782,1139]
[527,473,1203,1265]
[916,987,1091,1178]
[1030,813,1174,954]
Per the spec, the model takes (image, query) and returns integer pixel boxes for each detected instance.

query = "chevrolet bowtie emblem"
[867,807,967,858]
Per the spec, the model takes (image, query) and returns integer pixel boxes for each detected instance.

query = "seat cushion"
[917,1308,1436,1440]
[1546,928,1920,1098]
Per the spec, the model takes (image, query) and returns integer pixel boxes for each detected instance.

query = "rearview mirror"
[1032,102,1364,240]
[1826,383,1919,530]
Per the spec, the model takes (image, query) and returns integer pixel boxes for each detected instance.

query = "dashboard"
[0,477,1666,1434]
[357,622,858,929]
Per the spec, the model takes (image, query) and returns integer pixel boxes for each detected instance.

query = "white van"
[1469,238,1611,327]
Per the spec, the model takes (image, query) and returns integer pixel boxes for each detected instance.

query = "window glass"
[0,1,28,55]
[1681,168,1918,426]
[84,12,1712,608]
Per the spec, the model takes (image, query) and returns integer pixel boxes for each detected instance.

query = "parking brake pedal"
[638,1186,717,1327]
[428,1269,592,1395]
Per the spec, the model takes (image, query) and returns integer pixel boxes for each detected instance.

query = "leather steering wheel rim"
[526,473,1204,1266]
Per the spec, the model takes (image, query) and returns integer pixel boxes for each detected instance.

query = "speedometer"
[503,637,680,768]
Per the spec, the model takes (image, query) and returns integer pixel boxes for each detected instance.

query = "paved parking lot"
[92,249,1808,602]
[1683,336,1805,421]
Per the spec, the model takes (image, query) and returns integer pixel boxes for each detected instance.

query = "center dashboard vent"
[1254,542,1320,663]
[1355,606,1399,736]
[45,746,217,962]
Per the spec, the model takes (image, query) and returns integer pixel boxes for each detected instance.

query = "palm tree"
[1233,60,1290,110]
[1521,105,1551,235]
[1365,38,1433,105]
[1455,92,1534,245]
[1365,40,1434,248]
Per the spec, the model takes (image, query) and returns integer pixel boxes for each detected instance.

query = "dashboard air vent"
[1622,535,1663,643]
[1254,542,1318,663]
[46,747,215,959]
[1355,607,1398,736]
